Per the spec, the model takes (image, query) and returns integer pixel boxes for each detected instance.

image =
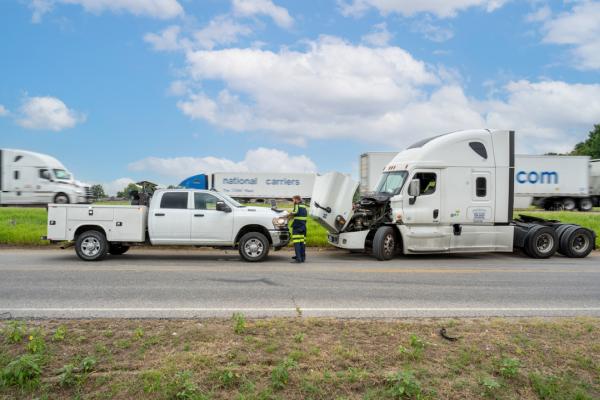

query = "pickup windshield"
[375,171,408,195]
[219,193,245,208]
[53,169,71,180]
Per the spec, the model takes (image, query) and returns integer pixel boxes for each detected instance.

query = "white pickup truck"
[46,189,290,262]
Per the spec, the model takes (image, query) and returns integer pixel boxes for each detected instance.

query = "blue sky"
[1,0,599,193]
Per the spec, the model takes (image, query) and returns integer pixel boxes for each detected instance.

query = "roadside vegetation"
[1,206,599,248]
[0,317,598,399]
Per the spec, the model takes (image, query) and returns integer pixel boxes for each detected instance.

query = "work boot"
[290,259,302,264]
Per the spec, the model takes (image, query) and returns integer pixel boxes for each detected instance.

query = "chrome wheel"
[81,237,101,257]
[536,233,554,254]
[383,233,395,257]
[244,238,264,258]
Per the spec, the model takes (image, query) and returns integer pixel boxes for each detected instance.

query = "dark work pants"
[292,227,306,262]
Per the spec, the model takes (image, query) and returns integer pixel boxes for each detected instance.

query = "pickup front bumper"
[270,229,290,249]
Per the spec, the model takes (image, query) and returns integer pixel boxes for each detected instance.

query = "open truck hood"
[309,172,359,233]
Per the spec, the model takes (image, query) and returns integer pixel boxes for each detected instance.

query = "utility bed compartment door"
[47,205,67,240]
[111,207,147,242]
[309,172,358,233]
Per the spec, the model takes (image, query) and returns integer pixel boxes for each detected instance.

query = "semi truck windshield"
[375,171,408,195]
[53,169,71,180]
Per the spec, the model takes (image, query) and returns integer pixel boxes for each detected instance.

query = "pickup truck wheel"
[239,232,270,262]
[109,244,130,255]
[75,230,108,261]
[524,226,558,259]
[559,226,594,258]
[372,226,397,261]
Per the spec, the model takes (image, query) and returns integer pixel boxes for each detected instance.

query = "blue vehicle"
[179,174,209,190]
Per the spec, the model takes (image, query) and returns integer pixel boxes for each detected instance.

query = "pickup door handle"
[194,214,204,217]
[154,213,165,217]
[433,209,439,219]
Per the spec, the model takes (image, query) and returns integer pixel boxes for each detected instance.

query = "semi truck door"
[402,169,450,252]
[149,191,191,244]
[191,192,234,243]
[36,168,54,204]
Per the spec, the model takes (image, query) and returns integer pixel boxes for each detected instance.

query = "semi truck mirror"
[408,179,421,203]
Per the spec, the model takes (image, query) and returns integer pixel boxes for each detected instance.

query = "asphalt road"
[1,248,599,318]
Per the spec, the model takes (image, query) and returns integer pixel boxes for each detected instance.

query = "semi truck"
[45,188,290,262]
[1,149,92,206]
[359,152,600,211]
[311,129,595,260]
[179,172,316,201]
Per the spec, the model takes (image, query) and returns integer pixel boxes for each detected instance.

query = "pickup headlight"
[272,217,288,229]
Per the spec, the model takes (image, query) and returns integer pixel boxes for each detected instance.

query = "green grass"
[1,206,598,248]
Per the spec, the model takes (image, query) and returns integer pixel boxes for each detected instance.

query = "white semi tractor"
[311,129,595,260]
[0,149,92,206]
[360,152,600,211]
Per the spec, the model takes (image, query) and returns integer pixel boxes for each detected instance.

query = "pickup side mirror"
[216,201,232,213]
[408,179,420,205]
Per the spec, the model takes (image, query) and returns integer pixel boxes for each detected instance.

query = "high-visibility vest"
[291,203,307,230]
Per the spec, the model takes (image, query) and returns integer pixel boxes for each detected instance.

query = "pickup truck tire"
[372,226,397,261]
[523,226,558,259]
[559,226,594,258]
[75,230,108,261]
[238,232,269,262]
[108,244,130,256]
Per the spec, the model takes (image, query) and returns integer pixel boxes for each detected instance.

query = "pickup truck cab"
[47,189,290,262]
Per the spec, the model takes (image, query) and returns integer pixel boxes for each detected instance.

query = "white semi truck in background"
[360,152,600,211]
[312,130,595,260]
[0,149,92,206]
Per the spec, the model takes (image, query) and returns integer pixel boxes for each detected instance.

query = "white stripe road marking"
[4,307,600,312]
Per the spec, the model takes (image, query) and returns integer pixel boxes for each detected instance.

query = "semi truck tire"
[578,198,593,212]
[238,232,269,262]
[523,226,558,259]
[559,226,594,258]
[75,230,108,261]
[372,226,397,261]
[109,244,130,255]
[54,193,70,204]
[562,198,576,211]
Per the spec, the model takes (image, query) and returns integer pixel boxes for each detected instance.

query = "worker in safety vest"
[289,195,307,263]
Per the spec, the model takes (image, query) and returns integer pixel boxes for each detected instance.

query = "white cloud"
[172,35,600,154]
[0,105,8,117]
[361,22,392,47]
[193,15,253,50]
[411,17,454,42]
[232,0,293,28]
[16,96,85,131]
[29,0,184,22]
[101,177,135,196]
[129,148,317,179]
[483,80,600,153]
[144,25,183,52]
[539,1,600,70]
[338,0,507,18]
[525,5,551,23]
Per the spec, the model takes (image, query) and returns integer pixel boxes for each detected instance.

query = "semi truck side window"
[476,177,487,197]
[160,192,188,209]
[194,193,218,210]
[39,169,50,180]
[414,173,437,195]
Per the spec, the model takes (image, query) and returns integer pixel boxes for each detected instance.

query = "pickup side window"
[413,172,437,195]
[160,192,188,209]
[194,193,218,210]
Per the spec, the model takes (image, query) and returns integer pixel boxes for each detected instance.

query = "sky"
[1,0,600,194]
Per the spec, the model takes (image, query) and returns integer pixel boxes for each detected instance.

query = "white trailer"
[311,130,595,260]
[359,152,397,192]
[514,155,593,211]
[0,149,91,206]
[211,172,316,200]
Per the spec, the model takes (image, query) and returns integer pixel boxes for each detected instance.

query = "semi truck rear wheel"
[562,198,576,211]
[372,226,397,261]
[559,226,594,258]
[578,198,593,212]
[238,232,269,262]
[109,244,130,255]
[75,230,108,261]
[524,226,558,259]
